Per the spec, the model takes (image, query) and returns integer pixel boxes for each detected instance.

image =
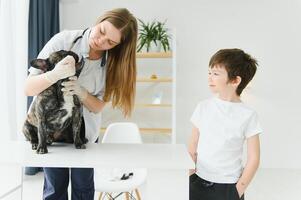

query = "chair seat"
[94,168,147,192]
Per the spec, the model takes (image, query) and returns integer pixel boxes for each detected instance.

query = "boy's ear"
[230,76,241,87]
[233,76,242,86]
[30,59,48,72]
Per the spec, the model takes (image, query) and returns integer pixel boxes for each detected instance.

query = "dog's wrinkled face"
[30,50,83,73]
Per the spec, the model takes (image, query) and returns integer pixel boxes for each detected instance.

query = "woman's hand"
[45,56,76,84]
[61,76,88,101]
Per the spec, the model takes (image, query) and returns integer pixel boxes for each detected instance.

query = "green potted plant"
[154,21,171,52]
[137,19,171,52]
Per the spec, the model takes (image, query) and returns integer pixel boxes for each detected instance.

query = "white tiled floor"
[1,167,300,199]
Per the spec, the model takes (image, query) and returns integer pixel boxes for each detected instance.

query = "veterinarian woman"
[24,8,137,200]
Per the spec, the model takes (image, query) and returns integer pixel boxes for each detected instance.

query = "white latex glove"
[44,55,76,84]
[61,76,88,101]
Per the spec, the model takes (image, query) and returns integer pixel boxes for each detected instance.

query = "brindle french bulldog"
[23,50,87,154]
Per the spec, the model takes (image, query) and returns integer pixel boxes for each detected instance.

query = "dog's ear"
[67,51,79,63]
[30,59,48,72]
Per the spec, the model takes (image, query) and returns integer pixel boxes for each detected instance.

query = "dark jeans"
[190,173,245,200]
[43,167,94,200]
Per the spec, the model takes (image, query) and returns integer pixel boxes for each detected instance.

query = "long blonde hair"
[96,8,137,117]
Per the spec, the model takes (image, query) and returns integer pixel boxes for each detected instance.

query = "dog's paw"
[75,143,86,149]
[32,143,38,150]
[46,137,53,145]
[83,138,88,144]
[36,145,48,154]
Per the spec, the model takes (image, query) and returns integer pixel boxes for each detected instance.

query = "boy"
[188,49,262,200]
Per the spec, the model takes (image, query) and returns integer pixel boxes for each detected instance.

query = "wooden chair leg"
[135,189,141,200]
[98,192,103,200]
[125,192,130,200]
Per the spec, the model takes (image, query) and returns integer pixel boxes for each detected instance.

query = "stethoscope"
[70,28,107,67]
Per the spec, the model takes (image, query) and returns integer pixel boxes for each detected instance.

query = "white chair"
[94,122,147,200]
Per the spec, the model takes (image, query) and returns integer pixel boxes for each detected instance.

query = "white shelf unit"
[100,33,176,144]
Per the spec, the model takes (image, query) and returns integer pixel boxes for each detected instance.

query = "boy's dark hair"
[209,48,258,96]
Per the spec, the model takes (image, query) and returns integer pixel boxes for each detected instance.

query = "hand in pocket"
[235,184,244,199]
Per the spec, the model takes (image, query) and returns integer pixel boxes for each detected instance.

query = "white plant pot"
[149,40,161,52]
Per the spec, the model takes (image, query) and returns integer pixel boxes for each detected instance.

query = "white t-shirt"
[28,29,106,143]
[190,97,263,183]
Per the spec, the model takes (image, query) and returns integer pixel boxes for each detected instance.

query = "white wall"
[60,0,301,169]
